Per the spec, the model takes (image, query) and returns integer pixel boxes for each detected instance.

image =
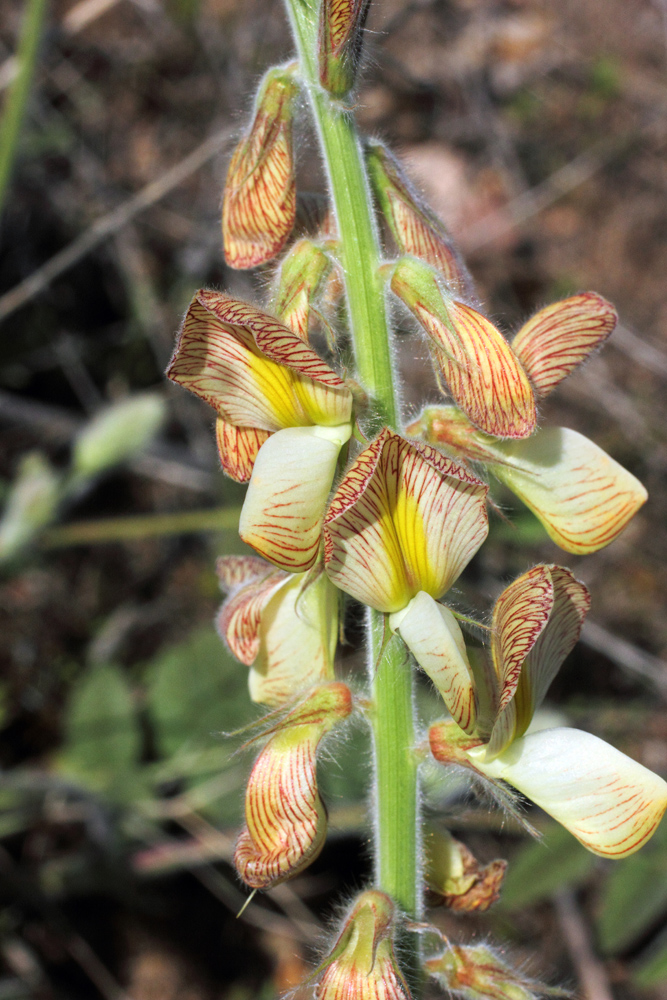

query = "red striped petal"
[234,683,352,888]
[512,293,617,399]
[215,418,271,482]
[324,428,488,613]
[222,67,298,269]
[391,260,536,439]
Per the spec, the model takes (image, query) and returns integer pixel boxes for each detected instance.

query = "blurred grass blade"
[498,823,596,911]
[0,0,49,217]
[596,847,667,954]
[42,506,241,547]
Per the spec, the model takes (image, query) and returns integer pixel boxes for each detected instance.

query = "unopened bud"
[425,943,553,1000]
[234,682,353,889]
[391,257,536,440]
[272,239,334,341]
[367,142,474,298]
[406,406,503,465]
[316,890,411,1000]
[0,452,60,562]
[426,827,506,912]
[318,0,371,97]
[222,66,299,269]
[71,393,165,480]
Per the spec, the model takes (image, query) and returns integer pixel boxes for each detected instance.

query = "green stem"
[0,0,49,217]
[285,0,397,429]
[284,0,421,947]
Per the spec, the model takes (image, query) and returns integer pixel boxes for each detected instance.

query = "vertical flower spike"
[511,293,617,399]
[474,728,667,858]
[167,291,353,481]
[235,682,353,888]
[271,238,334,341]
[324,428,489,613]
[391,258,536,439]
[316,890,411,1000]
[318,0,371,97]
[222,65,299,269]
[486,565,589,757]
[366,141,475,299]
[425,942,547,1000]
[390,594,478,733]
[217,556,338,706]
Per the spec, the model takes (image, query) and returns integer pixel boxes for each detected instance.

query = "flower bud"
[318,0,371,97]
[316,890,411,1000]
[424,943,548,1000]
[234,682,353,889]
[367,141,474,298]
[222,66,299,269]
[426,827,506,912]
[391,258,536,440]
[271,239,334,341]
[71,394,165,480]
[0,452,61,562]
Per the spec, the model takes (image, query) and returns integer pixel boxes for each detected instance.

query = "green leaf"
[596,833,667,954]
[633,929,667,987]
[499,823,597,910]
[58,663,142,796]
[145,627,252,761]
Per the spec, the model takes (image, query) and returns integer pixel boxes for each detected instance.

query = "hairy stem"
[284,0,421,963]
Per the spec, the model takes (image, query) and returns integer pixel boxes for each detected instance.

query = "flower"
[167,291,352,571]
[315,890,411,1000]
[222,65,299,269]
[407,294,646,554]
[216,555,338,706]
[235,682,353,889]
[318,0,371,97]
[425,826,506,912]
[427,564,667,858]
[324,427,489,733]
[391,257,536,439]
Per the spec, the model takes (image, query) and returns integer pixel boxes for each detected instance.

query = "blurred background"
[1,0,667,997]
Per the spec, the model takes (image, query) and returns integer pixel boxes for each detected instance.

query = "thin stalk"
[285,0,397,429]
[42,506,241,548]
[283,0,421,954]
[0,0,49,216]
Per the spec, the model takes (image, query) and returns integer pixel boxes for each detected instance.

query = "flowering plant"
[166,0,666,993]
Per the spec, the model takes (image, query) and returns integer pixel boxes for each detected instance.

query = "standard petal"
[485,565,555,755]
[490,426,648,554]
[473,728,667,858]
[324,429,488,613]
[391,259,536,439]
[511,293,617,399]
[249,571,338,706]
[215,418,271,482]
[167,291,353,432]
[391,592,477,733]
[222,67,298,269]
[240,425,351,573]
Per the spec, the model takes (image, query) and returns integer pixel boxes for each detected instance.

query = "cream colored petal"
[473,728,667,858]
[491,426,647,554]
[249,571,338,706]
[240,425,351,573]
[391,592,477,733]
[168,291,352,432]
[324,429,488,613]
